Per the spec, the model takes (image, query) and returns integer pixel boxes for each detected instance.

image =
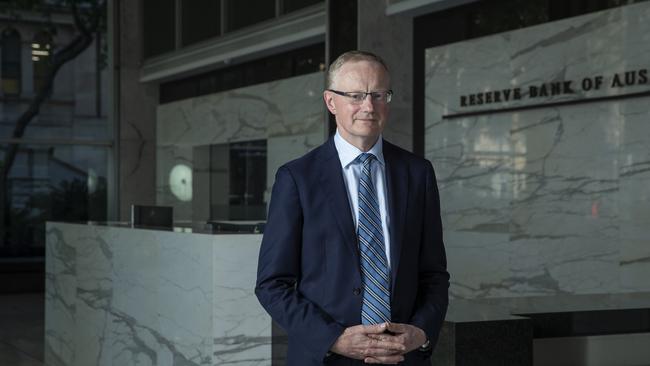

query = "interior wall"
[117,0,159,220]
[358,0,414,152]
[424,2,650,299]
[156,72,326,222]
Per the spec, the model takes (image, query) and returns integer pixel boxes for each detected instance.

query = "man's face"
[324,60,390,148]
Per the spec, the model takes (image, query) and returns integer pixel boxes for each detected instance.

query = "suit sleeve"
[255,166,345,360]
[409,160,450,353]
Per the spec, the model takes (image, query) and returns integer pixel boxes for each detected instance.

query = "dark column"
[117,0,158,220]
[325,0,358,136]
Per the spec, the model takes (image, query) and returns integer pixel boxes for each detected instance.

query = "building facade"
[0,3,109,264]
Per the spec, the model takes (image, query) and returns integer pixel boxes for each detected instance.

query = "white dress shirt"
[334,130,391,267]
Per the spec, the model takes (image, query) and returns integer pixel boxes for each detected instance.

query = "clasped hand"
[330,322,426,364]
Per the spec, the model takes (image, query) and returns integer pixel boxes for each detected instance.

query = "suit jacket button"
[353,288,361,295]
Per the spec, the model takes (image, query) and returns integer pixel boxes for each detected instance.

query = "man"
[255,50,449,365]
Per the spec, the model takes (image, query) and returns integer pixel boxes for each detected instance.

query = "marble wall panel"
[156,145,194,220]
[425,4,650,117]
[509,105,621,296]
[266,133,324,202]
[425,3,650,299]
[157,73,324,147]
[445,231,513,299]
[156,72,326,221]
[618,99,650,292]
[358,0,414,150]
[430,115,515,234]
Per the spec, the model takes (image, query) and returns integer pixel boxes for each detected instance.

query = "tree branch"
[0,0,107,244]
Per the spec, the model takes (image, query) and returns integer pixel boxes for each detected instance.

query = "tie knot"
[357,153,375,165]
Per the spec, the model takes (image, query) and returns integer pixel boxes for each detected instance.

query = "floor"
[0,293,44,366]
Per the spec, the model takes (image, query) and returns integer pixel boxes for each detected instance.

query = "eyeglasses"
[327,89,393,104]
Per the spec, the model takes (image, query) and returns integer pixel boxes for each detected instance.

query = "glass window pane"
[1,87,110,142]
[160,43,324,104]
[225,0,276,32]
[227,140,267,220]
[32,31,54,94]
[282,0,322,14]
[181,0,221,46]
[143,0,176,58]
[1,28,22,96]
[0,144,109,258]
[1,31,109,141]
[0,2,112,262]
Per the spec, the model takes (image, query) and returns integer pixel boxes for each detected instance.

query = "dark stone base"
[432,319,533,366]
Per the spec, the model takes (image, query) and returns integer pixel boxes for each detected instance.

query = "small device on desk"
[131,204,174,230]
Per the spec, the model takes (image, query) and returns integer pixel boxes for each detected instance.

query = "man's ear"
[323,91,336,114]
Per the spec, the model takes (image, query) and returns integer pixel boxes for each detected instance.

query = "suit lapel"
[319,139,360,262]
[384,141,408,293]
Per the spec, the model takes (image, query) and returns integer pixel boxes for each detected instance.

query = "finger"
[385,322,407,334]
[361,346,402,357]
[364,355,405,364]
[363,322,389,334]
[366,333,400,343]
[346,323,379,336]
[367,337,406,352]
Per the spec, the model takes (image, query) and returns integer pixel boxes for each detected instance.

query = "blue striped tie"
[357,153,391,325]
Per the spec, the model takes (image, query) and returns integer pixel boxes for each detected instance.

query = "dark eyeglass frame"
[326,89,393,104]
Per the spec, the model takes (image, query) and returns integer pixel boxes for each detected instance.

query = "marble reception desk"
[45,222,269,366]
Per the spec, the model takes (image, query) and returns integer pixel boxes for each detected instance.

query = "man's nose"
[360,94,375,111]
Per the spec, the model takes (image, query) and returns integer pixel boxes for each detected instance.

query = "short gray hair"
[326,50,390,88]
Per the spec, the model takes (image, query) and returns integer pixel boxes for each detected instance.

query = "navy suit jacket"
[255,137,449,365]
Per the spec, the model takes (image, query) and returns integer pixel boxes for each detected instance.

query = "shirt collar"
[334,129,385,168]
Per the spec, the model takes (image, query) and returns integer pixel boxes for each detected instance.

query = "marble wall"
[45,222,269,366]
[424,3,650,299]
[358,0,414,151]
[156,72,326,221]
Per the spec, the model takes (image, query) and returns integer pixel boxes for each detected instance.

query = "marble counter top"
[45,222,269,366]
